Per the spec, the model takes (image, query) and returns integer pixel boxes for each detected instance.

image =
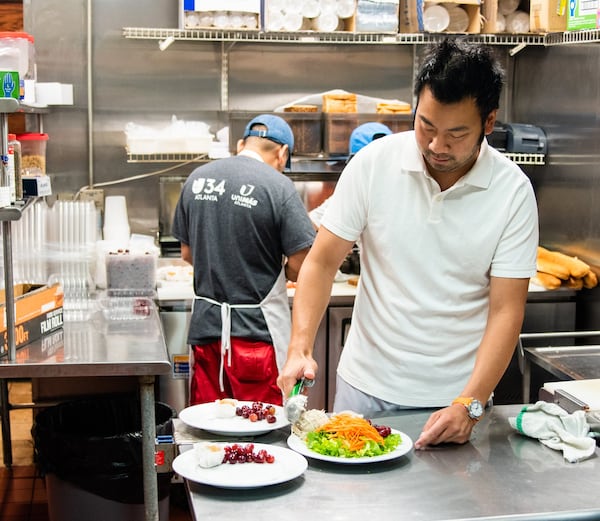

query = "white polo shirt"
[321,131,538,407]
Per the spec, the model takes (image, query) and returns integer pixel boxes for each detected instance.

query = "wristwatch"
[452,396,484,422]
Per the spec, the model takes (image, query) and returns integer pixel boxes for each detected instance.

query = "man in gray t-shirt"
[172,114,315,406]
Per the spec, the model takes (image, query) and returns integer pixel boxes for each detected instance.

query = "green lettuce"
[305,430,401,458]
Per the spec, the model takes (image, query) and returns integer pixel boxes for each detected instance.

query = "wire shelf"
[123,27,551,46]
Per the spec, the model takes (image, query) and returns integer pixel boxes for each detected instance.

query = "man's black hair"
[414,38,505,124]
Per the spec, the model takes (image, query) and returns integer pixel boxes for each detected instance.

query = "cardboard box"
[400,0,481,33]
[22,175,52,197]
[567,0,599,30]
[0,71,20,100]
[0,283,64,357]
[180,0,261,30]
[530,0,567,33]
[10,327,65,363]
[481,0,499,33]
[263,8,355,32]
[34,82,74,106]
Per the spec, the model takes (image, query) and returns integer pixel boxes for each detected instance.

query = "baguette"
[583,270,598,289]
[537,246,590,278]
[531,271,562,290]
[565,276,584,290]
[536,257,570,280]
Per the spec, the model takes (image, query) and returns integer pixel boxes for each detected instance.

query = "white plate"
[178,401,290,436]
[286,428,413,464]
[172,444,308,488]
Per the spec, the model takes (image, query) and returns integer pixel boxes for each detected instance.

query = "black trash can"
[32,393,176,521]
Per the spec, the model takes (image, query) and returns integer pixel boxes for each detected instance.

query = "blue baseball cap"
[349,122,392,155]
[243,114,294,168]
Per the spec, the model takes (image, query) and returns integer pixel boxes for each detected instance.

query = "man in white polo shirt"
[278,39,538,449]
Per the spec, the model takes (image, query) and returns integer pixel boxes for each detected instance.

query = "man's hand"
[414,404,478,449]
[277,355,317,398]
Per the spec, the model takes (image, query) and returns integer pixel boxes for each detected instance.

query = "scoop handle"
[289,377,315,397]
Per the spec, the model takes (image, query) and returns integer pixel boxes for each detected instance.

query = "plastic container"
[105,250,158,296]
[323,113,413,156]
[99,295,153,321]
[0,32,36,101]
[16,132,48,175]
[229,111,323,156]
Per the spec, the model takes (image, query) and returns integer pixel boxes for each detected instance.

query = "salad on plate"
[293,410,402,459]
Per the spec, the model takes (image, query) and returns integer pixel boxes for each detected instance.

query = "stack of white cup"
[265,0,354,32]
[102,195,130,249]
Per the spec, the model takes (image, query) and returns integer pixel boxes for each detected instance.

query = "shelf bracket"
[158,36,175,51]
[220,41,230,112]
[509,42,527,57]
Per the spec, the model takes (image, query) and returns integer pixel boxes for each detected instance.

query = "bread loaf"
[347,276,359,286]
[322,93,357,113]
[531,271,562,290]
[534,246,598,290]
[538,246,590,278]
[583,270,598,289]
[376,101,412,114]
[284,105,319,113]
[565,276,584,290]
[536,256,570,280]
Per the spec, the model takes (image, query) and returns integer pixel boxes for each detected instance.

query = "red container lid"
[0,31,30,40]
[16,133,48,141]
[8,134,16,140]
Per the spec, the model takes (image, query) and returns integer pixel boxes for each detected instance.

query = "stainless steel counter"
[0,306,171,521]
[183,405,600,521]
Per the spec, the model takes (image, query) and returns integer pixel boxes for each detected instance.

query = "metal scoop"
[284,377,315,423]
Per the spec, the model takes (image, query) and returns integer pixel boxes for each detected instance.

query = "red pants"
[190,337,283,406]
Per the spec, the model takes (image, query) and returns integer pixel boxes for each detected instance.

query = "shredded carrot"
[316,413,384,452]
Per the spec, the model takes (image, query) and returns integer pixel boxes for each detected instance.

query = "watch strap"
[452,396,483,421]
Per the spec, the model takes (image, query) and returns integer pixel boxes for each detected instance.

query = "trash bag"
[32,393,175,504]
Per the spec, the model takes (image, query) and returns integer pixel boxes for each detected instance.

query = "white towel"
[509,401,597,463]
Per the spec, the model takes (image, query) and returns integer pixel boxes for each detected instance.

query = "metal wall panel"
[513,45,600,264]
[25,4,600,271]
[25,0,415,238]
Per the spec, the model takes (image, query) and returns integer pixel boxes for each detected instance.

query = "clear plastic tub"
[99,295,154,321]
[16,132,48,175]
[105,251,158,296]
[0,31,36,102]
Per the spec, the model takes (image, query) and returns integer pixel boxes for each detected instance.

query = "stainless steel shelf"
[126,152,210,163]
[503,152,545,165]
[127,152,544,170]
[123,27,550,45]
[123,26,600,46]
[0,198,37,221]
[544,28,600,45]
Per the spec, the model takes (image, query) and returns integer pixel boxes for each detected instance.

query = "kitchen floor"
[0,380,192,521]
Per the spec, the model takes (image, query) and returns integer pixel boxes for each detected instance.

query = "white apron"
[193,268,291,392]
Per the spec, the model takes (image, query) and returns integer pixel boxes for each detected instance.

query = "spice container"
[16,132,48,175]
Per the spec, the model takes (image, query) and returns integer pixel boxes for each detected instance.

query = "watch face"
[468,400,484,419]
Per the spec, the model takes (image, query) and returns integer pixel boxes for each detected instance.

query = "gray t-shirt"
[172,155,315,345]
